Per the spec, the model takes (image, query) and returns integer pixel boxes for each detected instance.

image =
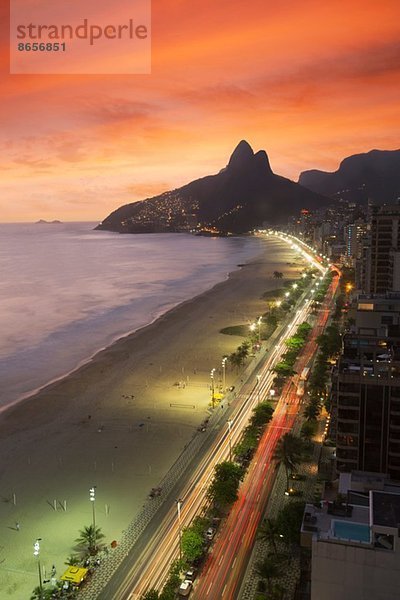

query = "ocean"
[0,222,264,410]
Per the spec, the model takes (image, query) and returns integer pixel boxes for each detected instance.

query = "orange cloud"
[0,0,399,221]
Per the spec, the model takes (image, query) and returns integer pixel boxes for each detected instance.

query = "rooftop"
[372,490,400,528]
[302,502,371,546]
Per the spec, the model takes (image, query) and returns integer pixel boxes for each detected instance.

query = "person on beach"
[15,522,20,531]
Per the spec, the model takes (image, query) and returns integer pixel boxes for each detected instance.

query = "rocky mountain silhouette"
[299,149,400,204]
[96,141,330,234]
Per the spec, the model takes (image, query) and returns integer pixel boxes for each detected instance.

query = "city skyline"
[1,0,400,221]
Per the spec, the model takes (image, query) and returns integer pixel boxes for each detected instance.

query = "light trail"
[99,232,332,600]
[193,253,339,599]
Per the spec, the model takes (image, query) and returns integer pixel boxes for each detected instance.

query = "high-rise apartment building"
[367,204,400,293]
[333,295,400,479]
[301,472,400,600]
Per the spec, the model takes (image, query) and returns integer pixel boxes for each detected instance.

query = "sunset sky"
[1,0,400,222]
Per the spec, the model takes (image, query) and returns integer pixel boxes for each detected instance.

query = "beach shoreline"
[0,241,262,420]
[0,237,303,598]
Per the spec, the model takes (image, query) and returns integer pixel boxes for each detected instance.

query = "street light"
[33,538,43,597]
[210,368,216,408]
[227,420,233,461]
[176,498,183,560]
[222,357,227,391]
[256,316,262,344]
[89,486,96,551]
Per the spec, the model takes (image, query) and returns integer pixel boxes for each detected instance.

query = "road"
[95,234,332,599]
[192,265,339,600]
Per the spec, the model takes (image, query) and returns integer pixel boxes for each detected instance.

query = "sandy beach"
[0,236,302,598]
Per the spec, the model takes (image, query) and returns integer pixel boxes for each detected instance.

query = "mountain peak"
[96,141,331,234]
[228,140,254,169]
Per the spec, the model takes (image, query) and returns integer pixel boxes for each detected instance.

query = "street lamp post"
[256,374,261,404]
[89,486,96,552]
[210,368,216,408]
[227,420,233,461]
[257,316,262,344]
[222,357,227,392]
[176,499,183,560]
[33,539,43,598]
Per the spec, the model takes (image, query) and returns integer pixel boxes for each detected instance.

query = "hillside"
[96,141,330,234]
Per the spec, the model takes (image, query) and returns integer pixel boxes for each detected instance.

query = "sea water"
[0,222,265,410]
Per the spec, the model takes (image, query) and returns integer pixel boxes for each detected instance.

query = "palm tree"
[300,419,317,441]
[229,351,243,371]
[258,517,280,553]
[255,556,281,594]
[30,587,54,600]
[140,591,160,600]
[65,554,81,566]
[238,341,250,360]
[75,524,105,556]
[273,433,304,490]
[303,401,321,421]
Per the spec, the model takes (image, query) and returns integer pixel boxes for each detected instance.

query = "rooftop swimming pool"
[333,520,370,543]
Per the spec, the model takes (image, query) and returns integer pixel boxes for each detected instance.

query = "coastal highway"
[96,236,329,599]
[192,268,339,599]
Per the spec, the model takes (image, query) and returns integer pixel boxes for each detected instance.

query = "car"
[185,568,197,582]
[229,385,235,392]
[205,527,216,541]
[178,579,193,596]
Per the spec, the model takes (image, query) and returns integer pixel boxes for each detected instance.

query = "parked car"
[206,527,216,541]
[185,568,197,582]
[178,579,193,597]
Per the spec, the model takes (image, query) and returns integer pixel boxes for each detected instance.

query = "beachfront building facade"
[301,472,400,600]
[362,203,400,294]
[332,294,400,479]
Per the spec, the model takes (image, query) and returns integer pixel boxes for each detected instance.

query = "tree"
[273,434,304,490]
[273,271,284,279]
[234,425,258,458]
[65,554,81,566]
[276,501,306,547]
[296,322,312,338]
[140,591,160,600]
[258,517,280,553]
[237,341,250,361]
[303,401,321,422]
[181,528,204,563]
[265,313,278,329]
[228,351,243,370]
[255,556,281,594]
[273,361,295,377]
[209,461,244,507]
[250,402,274,427]
[30,587,56,600]
[75,524,105,556]
[285,336,305,350]
[160,560,181,600]
[300,419,317,441]
[317,325,341,357]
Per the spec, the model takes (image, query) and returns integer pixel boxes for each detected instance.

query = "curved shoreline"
[0,237,303,600]
[0,249,261,421]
